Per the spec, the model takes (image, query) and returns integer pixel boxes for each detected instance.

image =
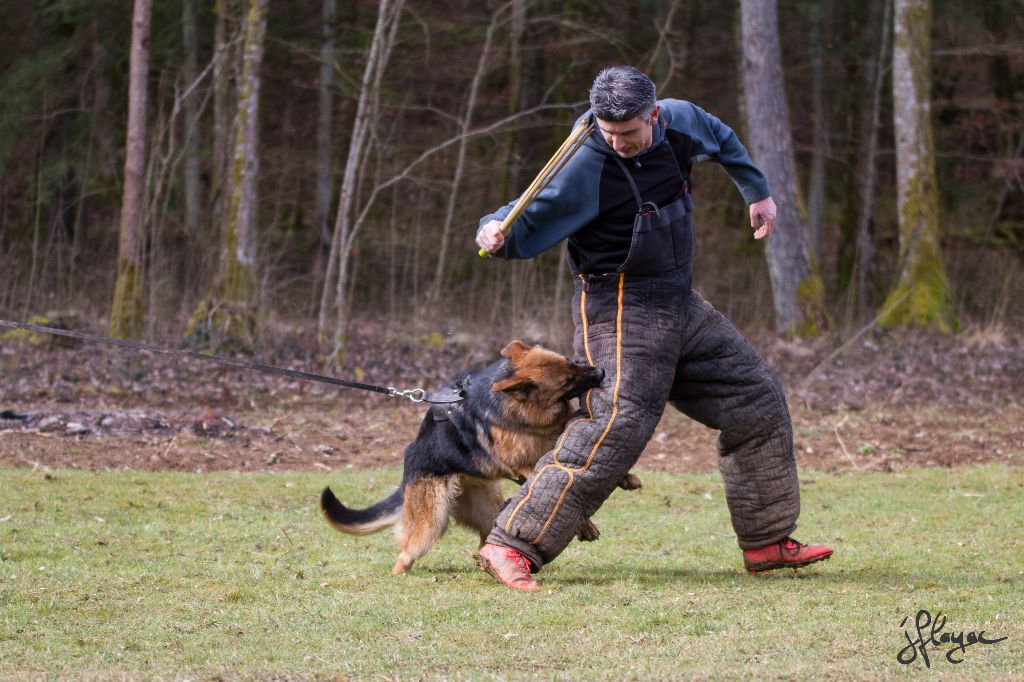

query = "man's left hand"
[750,196,776,240]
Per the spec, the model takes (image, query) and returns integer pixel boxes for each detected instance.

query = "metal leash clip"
[388,387,426,403]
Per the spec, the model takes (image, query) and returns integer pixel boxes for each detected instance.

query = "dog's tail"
[320,485,403,535]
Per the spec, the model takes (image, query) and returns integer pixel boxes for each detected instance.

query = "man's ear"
[492,375,536,396]
[500,340,531,362]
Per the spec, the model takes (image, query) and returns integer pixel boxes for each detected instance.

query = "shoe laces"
[504,548,531,573]
[781,537,805,555]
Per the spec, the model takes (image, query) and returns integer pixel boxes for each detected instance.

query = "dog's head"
[491,340,604,419]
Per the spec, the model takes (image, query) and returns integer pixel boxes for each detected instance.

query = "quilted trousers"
[486,269,800,569]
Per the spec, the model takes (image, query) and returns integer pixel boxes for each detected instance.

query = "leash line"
[0,319,459,405]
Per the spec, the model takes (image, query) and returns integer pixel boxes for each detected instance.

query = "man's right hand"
[476,219,505,253]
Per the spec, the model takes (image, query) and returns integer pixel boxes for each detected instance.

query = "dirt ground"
[1,327,1021,475]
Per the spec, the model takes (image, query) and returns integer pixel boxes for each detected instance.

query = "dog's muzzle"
[563,367,605,401]
[579,366,605,387]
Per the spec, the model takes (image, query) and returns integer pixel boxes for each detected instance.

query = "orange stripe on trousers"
[502,274,625,543]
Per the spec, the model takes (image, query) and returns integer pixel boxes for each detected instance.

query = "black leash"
[0,319,465,405]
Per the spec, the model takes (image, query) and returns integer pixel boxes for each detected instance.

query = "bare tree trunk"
[850,0,892,318]
[318,0,405,362]
[739,0,827,336]
[109,0,151,340]
[387,181,399,330]
[181,0,202,239]
[428,4,502,305]
[143,70,166,339]
[24,91,48,319]
[91,25,119,185]
[807,0,826,264]
[547,249,569,348]
[498,0,527,209]
[314,0,337,252]
[879,0,957,331]
[410,182,424,329]
[644,0,685,91]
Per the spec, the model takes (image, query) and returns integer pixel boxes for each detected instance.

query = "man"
[475,66,832,591]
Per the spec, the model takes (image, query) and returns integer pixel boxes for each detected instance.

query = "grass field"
[1,464,1021,680]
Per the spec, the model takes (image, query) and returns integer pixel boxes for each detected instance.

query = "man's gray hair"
[589,66,657,122]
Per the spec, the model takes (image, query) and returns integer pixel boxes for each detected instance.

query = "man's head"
[589,66,659,158]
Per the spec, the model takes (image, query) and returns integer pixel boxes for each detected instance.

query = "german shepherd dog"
[320,340,641,574]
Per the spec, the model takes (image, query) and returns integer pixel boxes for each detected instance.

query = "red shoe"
[476,543,538,591]
[743,536,833,573]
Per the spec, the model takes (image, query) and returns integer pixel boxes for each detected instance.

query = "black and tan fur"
[320,340,641,574]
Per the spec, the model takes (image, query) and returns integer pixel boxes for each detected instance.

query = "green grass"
[1,465,1022,680]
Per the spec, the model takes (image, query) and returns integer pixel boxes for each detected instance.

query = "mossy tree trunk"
[187,0,267,350]
[879,0,957,332]
[739,0,828,336]
[108,0,151,340]
[209,0,238,260]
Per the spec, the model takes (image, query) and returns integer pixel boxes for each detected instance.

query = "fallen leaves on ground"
[1,327,1021,474]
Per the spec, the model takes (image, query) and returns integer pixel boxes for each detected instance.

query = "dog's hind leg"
[577,519,601,542]
[618,472,643,490]
[452,478,503,546]
[576,474,641,542]
[391,476,458,575]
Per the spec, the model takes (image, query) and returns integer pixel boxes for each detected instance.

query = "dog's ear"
[492,375,537,397]
[500,340,531,362]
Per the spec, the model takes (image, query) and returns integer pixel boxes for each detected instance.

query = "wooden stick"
[479,120,594,256]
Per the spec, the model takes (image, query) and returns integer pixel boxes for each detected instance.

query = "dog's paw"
[618,473,643,490]
[391,555,413,575]
[577,519,601,542]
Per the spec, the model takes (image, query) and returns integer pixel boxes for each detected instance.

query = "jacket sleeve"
[662,99,771,205]
[476,139,603,260]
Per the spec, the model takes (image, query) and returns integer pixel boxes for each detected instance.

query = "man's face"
[595,104,659,158]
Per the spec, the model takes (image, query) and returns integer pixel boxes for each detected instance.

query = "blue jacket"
[478,99,770,268]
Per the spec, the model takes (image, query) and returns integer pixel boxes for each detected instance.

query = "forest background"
[1,5,1022,676]
[0,0,1021,364]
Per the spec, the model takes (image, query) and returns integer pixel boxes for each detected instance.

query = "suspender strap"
[663,136,691,200]
[612,155,645,211]
[612,132,692,212]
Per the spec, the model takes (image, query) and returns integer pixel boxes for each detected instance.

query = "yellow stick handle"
[478,120,594,257]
